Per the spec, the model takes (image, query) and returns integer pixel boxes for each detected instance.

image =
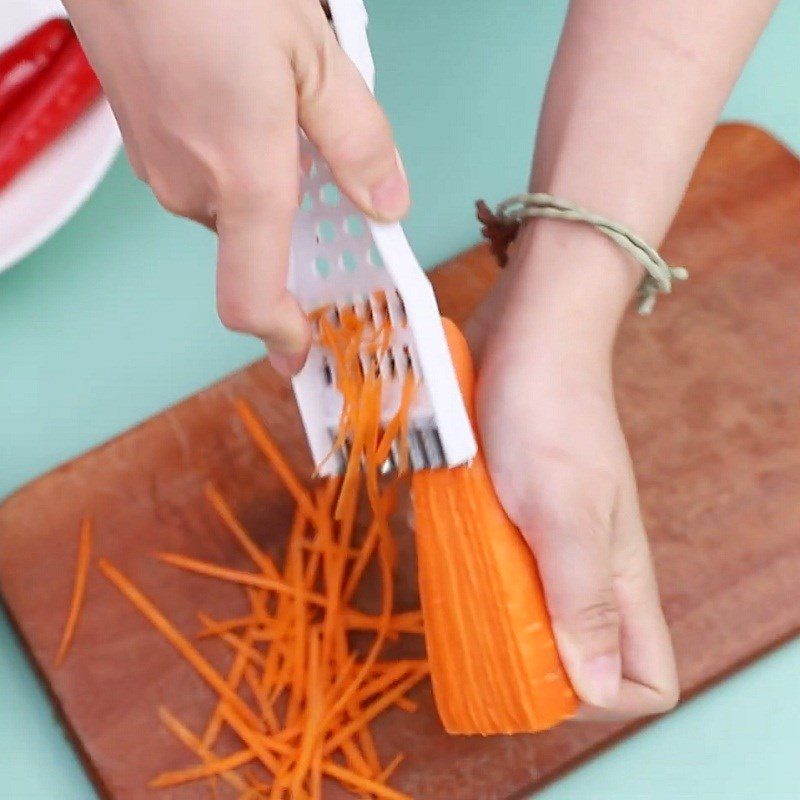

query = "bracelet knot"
[476,194,688,314]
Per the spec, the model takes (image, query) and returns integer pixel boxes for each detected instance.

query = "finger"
[297,27,409,222]
[216,208,311,375]
[577,479,679,721]
[525,500,622,709]
[215,85,310,375]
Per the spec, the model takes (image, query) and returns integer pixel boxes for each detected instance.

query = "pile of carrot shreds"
[57,307,426,800]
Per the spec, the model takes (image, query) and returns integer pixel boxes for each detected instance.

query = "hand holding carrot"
[469,233,679,718]
[466,0,776,718]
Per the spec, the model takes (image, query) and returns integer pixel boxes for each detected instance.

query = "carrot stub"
[411,319,577,734]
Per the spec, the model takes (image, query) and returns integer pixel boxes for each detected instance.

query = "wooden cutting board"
[3,122,800,800]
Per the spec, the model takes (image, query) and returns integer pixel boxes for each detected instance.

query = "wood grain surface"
[2,123,800,799]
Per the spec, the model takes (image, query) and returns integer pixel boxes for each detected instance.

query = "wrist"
[503,217,643,347]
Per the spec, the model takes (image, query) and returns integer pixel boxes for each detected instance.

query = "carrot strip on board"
[149,745,253,790]
[220,704,413,800]
[235,399,317,522]
[311,748,323,800]
[154,707,250,793]
[324,670,430,756]
[244,666,280,733]
[394,696,418,714]
[98,559,262,732]
[290,628,322,795]
[356,661,427,706]
[55,516,92,666]
[201,637,253,750]
[344,609,424,634]
[260,508,308,700]
[323,523,395,731]
[196,614,264,640]
[203,482,280,579]
[201,621,267,669]
[379,753,405,784]
[343,483,398,603]
[337,736,374,779]
[246,586,270,621]
[155,552,328,608]
[285,522,309,726]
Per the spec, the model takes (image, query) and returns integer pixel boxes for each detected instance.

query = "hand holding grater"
[289,0,476,477]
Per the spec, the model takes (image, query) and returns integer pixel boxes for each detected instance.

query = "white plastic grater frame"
[289,0,477,476]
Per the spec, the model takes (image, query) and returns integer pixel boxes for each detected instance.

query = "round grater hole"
[317,219,337,244]
[314,256,332,278]
[319,183,341,206]
[344,214,364,237]
[299,192,314,213]
[340,251,358,273]
[368,244,384,269]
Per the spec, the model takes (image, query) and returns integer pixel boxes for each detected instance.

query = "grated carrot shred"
[99,559,263,733]
[55,516,92,666]
[152,707,251,791]
[204,482,280,579]
[235,399,317,522]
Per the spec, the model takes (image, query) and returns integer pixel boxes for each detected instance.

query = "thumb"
[527,508,622,708]
[297,31,409,222]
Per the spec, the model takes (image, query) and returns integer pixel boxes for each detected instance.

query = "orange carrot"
[411,319,577,734]
[55,516,92,666]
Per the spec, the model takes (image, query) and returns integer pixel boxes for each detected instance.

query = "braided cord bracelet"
[476,194,688,314]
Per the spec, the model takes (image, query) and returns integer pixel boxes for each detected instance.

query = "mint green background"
[2,1,800,797]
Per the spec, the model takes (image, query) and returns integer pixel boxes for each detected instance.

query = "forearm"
[512,0,777,348]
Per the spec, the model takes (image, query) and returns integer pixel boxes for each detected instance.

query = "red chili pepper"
[0,31,102,191]
[0,18,72,119]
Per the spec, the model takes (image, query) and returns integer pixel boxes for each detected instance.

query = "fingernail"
[370,151,409,220]
[580,653,621,708]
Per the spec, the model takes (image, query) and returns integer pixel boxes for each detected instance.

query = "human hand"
[468,223,679,719]
[64,0,409,374]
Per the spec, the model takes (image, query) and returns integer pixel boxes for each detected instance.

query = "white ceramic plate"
[0,0,121,274]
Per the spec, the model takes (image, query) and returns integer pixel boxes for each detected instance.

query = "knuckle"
[653,681,680,714]
[516,493,609,551]
[326,118,394,174]
[570,597,620,636]
[217,295,269,336]
[148,173,189,217]
[215,165,296,218]
[294,14,338,99]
